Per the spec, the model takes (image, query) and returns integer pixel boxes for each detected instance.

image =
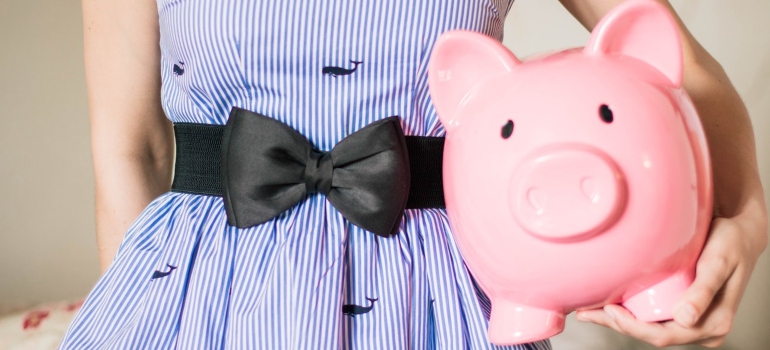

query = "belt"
[171,107,445,237]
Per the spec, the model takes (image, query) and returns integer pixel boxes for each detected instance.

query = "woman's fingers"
[579,305,679,347]
[604,305,687,347]
[579,304,710,347]
[675,220,738,327]
[575,308,609,326]
[575,215,766,347]
[575,278,741,347]
[576,263,745,347]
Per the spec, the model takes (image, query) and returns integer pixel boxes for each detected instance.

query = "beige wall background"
[0,0,767,349]
[0,0,99,311]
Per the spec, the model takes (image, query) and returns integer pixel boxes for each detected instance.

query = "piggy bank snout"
[510,146,626,241]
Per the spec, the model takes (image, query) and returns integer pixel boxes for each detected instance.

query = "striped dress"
[60,0,552,349]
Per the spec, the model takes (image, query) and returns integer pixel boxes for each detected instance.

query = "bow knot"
[221,108,411,237]
[305,150,333,195]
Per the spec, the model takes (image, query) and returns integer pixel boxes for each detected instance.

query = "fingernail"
[576,312,587,322]
[675,304,697,327]
[605,307,618,321]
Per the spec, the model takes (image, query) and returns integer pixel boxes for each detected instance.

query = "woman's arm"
[558,0,768,347]
[82,0,174,272]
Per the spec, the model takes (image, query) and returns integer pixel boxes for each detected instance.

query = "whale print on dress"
[342,297,378,317]
[151,264,178,280]
[173,62,185,76]
[322,60,363,77]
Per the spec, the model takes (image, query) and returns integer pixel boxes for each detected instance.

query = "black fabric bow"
[221,108,411,237]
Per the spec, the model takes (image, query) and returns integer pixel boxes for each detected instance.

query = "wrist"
[718,196,769,258]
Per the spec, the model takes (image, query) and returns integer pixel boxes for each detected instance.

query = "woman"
[61,0,767,348]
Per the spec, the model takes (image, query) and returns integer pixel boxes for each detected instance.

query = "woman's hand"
[559,0,769,346]
[576,211,767,347]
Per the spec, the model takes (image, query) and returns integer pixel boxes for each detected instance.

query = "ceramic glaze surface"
[428,0,712,345]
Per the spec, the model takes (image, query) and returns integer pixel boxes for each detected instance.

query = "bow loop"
[221,108,410,237]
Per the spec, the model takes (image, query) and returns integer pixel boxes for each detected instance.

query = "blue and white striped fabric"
[60,0,552,349]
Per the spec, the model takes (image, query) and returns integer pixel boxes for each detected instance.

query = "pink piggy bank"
[428,0,712,345]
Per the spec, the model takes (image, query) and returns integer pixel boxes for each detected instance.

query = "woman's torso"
[158,0,512,149]
[59,2,561,349]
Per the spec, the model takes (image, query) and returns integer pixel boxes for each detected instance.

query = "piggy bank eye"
[501,120,514,139]
[599,104,614,123]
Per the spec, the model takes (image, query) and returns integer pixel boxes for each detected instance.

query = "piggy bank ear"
[585,0,682,87]
[428,31,520,130]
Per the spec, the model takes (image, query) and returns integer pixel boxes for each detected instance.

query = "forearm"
[685,60,763,208]
[678,27,768,258]
[92,135,173,272]
[685,59,768,253]
[83,0,172,272]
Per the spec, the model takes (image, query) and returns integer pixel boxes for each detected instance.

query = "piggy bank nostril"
[526,187,546,214]
[580,177,600,203]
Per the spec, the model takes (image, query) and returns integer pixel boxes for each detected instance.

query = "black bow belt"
[171,107,445,237]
